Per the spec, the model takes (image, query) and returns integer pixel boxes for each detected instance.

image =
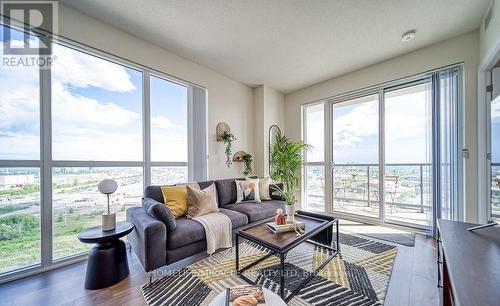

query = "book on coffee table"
[266,221,305,233]
[225,285,267,305]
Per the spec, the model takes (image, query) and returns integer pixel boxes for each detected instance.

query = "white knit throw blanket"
[193,212,233,255]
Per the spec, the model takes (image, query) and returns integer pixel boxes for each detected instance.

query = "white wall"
[263,86,285,176]
[253,85,285,177]
[56,5,254,179]
[285,31,480,222]
[253,86,265,177]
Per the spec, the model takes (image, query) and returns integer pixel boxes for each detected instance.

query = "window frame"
[0,21,204,283]
[302,101,328,213]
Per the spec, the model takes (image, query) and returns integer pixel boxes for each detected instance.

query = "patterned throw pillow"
[236,178,261,203]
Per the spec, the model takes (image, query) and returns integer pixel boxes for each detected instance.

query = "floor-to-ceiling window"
[0,26,41,274]
[150,75,189,185]
[303,67,462,231]
[51,43,145,259]
[0,23,205,280]
[303,104,325,212]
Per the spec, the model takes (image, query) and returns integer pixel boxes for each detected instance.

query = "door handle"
[330,161,335,171]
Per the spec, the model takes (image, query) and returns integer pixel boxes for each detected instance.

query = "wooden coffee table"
[235,214,339,302]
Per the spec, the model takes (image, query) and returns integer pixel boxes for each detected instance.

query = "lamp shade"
[98,179,118,195]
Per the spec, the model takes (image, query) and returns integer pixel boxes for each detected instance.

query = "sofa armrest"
[127,206,167,272]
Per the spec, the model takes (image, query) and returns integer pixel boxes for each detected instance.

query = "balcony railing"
[492,163,500,218]
[306,163,433,213]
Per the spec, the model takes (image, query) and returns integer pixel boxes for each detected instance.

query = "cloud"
[151,116,182,130]
[333,102,378,148]
[0,38,187,162]
[51,44,136,92]
[0,132,39,159]
[51,82,139,129]
[0,41,143,160]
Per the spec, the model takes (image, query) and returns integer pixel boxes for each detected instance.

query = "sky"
[0,25,188,162]
[492,96,500,163]
[306,83,433,165]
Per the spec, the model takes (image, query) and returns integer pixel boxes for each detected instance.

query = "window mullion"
[40,55,53,267]
[187,86,194,181]
[143,71,151,188]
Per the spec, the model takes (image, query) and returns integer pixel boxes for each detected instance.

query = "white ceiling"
[62,0,489,93]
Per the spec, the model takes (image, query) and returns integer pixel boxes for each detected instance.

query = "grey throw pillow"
[143,197,176,231]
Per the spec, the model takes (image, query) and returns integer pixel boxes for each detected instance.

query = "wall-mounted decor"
[233,151,253,176]
[216,122,231,141]
[232,150,247,162]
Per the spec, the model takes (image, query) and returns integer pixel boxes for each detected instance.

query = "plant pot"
[102,213,116,231]
[285,205,295,223]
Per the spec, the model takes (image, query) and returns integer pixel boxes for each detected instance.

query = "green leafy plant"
[270,130,310,206]
[242,153,253,176]
[221,131,236,168]
[0,214,39,241]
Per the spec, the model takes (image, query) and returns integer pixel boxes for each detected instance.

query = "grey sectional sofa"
[126,178,285,272]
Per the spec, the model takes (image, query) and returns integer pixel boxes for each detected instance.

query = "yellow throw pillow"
[160,185,189,218]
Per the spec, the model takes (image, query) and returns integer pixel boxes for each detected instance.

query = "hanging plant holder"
[216,122,231,141]
[232,151,247,162]
[233,151,253,176]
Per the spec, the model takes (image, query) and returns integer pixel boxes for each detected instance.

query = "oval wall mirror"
[268,125,281,179]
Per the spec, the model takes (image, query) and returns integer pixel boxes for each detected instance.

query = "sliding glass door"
[489,66,500,219]
[316,67,463,231]
[331,94,379,219]
[384,81,433,227]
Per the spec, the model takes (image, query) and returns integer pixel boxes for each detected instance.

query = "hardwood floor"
[0,232,439,306]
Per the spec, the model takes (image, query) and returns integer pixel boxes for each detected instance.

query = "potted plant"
[242,153,253,176]
[221,131,236,168]
[270,130,310,222]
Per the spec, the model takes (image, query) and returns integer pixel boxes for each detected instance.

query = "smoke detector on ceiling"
[401,30,416,42]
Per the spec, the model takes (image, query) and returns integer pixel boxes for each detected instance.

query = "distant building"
[0,175,36,188]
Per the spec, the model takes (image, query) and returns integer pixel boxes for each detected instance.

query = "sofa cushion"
[167,208,248,249]
[198,180,215,190]
[167,217,205,249]
[215,178,243,206]
[143,198,176,232]
[219,208,248,228]
[144,185,164,203]
[224,200,286,223]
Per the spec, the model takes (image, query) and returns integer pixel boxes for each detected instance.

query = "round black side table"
[78,221,134,290]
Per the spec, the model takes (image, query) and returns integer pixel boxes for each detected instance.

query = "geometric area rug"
[141,232,398,306]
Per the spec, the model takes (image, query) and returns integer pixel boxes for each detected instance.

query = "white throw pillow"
[236,178,261,203]
[259,177,272,200]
